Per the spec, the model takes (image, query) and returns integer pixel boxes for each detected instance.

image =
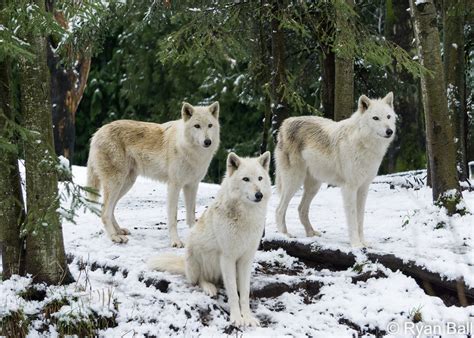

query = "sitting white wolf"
[148,151,272,327]
[275,93,396,247]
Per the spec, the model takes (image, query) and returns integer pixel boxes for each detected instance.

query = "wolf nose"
[255,191,263,202]
[204,139,212,147]
[386,129,393,137]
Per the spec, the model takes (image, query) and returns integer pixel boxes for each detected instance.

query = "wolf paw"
[110,234,129,243]
[117,227,131,235]
[283,231,295,238]
[171,239,184,248]
[306,229,321,237]
[350,241,364,249]
[361,240,372,248]
[241,314,260,327]
[200,281,217,297]
[231,313,260,327]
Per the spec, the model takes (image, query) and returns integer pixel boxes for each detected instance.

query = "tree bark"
[320,49,335,120]
[0,59,26,279]
[443,0,468,182]
[334,0,354,121]
[19,0,73,284]
[409,0,464,214]
[270,0,289,144]
[46,2,91,165]
[384,0,424,173]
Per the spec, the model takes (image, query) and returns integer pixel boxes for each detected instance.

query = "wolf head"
[181,101,220,150]
[357,92,396,140]
[224,152,272,205]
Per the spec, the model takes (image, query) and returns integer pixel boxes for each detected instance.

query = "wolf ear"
[258,151,271,172]
[181,102,194,121]
[209,101,219,119]
[358,95,371,113]
[227,152,240,176]
[383,92,394,108]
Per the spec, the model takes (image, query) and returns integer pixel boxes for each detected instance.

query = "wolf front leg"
[220,255,243,325]
[341,186,363,248]
[167,183,183,247]
[183,182,199,227]
[356,183,370,247]
[237,255,259,327]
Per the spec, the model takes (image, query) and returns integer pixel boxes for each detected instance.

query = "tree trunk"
[258,0,272,153]
[443,0,468,182]
[46,2,91,165]
[334,0,355,121]
[270,0,289,144]
[384,0,423,173]
[409,0,464,214]
[19,0,73,284]
[0,59,26,279]
[320,49,335,120]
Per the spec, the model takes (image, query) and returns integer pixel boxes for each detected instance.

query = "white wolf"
[148,152,272,326]
[87,102,220,247]
[275,93,396,247]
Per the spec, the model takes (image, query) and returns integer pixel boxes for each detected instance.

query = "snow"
[1,166,473,336]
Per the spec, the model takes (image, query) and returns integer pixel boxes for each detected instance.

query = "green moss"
[436,191,467,216]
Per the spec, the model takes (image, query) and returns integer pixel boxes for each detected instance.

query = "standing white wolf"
[275,93,396,248]
[148,152,272,327]
[87,102,220,247]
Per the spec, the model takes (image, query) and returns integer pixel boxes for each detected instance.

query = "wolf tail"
[147,253,185,275]
[86,164,101,202]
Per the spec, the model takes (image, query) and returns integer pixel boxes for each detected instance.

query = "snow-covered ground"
[1,165,473,336]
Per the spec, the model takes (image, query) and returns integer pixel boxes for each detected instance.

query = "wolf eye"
[242,177,250,182]
[372,116,379,121]
[194,124,201,129]
[208,124,213,128]
[258,176,263,181]
[387,115,391,119]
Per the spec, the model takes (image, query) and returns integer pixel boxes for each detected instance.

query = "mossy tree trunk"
[19,0,73,284]
[443,0,468,182]
[334,0,354,121]
[0,58,26,279]
[409,0,464,214]
[270,0,289,144]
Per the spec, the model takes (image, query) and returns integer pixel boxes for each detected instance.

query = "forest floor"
[1,166,473,337]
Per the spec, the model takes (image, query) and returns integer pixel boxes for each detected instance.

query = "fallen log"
[261,239,474,307]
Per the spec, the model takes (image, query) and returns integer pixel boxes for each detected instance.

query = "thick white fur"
[87,102,220,247]
[275,93,396,247]
[148,152,272,327]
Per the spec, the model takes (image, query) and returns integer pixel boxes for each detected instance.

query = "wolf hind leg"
[101,177,128,243]
[275,167,305,237]
[112,172,137,235]
[185,250,217,296]
[298,172,322,237]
